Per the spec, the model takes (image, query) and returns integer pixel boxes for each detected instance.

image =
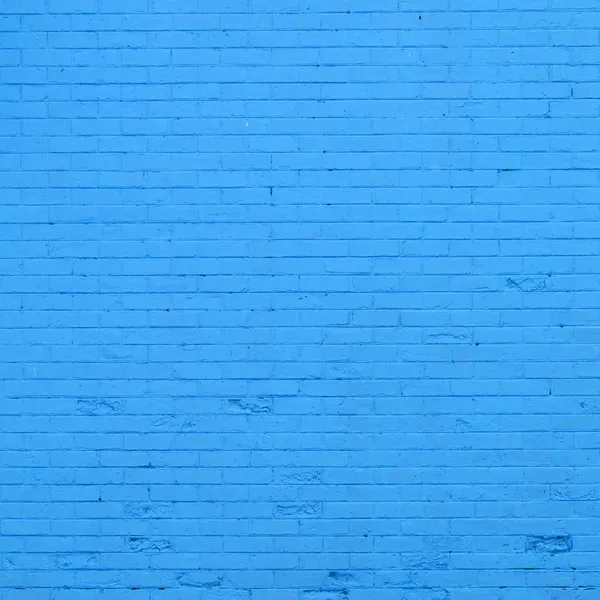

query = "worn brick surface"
[1,1,600,599]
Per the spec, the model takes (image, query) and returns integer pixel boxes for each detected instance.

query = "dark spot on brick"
[275,502,321,517]
[303,591,349,600]
[77,398,123,416]
[328,572,355,583]
[456,418,472,430]
[128,537,172,553]
[506,277,546,292]
[279,470,322,484]
[177,572,224,588]
[125,503,173,518]
[525,535,573,554]
[227,398,272,414]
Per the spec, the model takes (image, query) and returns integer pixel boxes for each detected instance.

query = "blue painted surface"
[1,1,599,598]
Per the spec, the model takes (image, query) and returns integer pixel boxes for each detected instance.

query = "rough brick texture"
[1,1,599,599]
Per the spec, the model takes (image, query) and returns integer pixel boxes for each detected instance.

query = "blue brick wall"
[1,1,599,598]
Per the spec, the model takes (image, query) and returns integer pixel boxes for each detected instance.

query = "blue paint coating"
[1,1,599,598]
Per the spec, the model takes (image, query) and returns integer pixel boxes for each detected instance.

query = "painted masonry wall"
[1,0,600,599]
